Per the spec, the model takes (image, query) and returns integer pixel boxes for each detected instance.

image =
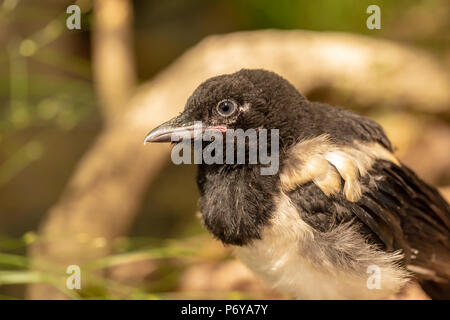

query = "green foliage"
[0,232,242,299]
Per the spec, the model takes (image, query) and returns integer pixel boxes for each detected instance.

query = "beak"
[144,122,197,144]
[144,116,227,144]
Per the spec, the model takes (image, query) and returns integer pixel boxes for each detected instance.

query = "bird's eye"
[216,100,237,117]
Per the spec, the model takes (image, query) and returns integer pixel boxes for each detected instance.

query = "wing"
[283,148,450,298]
[282,103,450,297]
[359,160,450,280]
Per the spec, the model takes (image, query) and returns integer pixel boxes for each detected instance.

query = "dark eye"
[216,100,237,117]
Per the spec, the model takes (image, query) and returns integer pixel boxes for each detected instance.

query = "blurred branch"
[92,0,136,122]
[27,30,450,299]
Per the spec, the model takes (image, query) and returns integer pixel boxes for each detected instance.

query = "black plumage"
[145,69,450,299]
[197,163,279,245]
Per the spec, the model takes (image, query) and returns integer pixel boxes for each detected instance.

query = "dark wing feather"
[287,159,450,298]
[359,160,450,297]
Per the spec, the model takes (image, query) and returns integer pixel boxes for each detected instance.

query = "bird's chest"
[234,195,345,299]
[234,193,401,299]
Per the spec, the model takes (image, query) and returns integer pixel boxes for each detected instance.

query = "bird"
[144,69,450,299]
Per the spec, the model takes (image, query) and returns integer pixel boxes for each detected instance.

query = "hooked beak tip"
[144,129,171,144]
[144,122,193,144]
[144,122,228,145]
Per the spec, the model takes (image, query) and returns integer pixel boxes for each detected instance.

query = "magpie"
[144,69,450,299]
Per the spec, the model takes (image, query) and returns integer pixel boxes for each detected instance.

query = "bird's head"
[144,69,315,245]
[143,69,394,246]
[144,69,310,147]
[143,69,313,244]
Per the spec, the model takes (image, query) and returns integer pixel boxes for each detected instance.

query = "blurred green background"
[0,0,449,299]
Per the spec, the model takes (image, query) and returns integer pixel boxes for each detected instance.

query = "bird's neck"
[196,163,280,245]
